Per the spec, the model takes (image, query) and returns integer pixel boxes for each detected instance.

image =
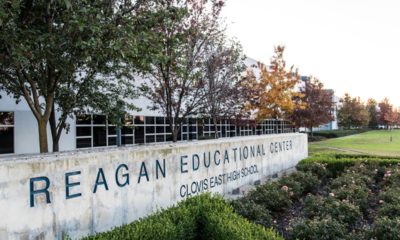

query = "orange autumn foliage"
[242,46,303,120]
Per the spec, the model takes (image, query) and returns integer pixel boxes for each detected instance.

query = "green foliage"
[290,77,334,130]
[370,217,400,240]
[378,187,400,204]
[299,153,400,177]
[367,98,379,129]
[83,206,196,240]
[279,171,320,199]
[247,183,292,213]
[0,0,159,152]
[322,199,363,226]
[337,93,370,129]
[231,198,273,228]
[379,168,400,187]
[289,217,347,240]
[331,186,369,213]
[377,202,400,218]
[303,195,325,218]
[82,194,283,240]
[233,154,400,239]
[303,195,362,226]
[312,129,369,139]
[296,162,329,180]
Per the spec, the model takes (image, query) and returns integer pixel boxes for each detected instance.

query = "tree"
[243,46,301,120]
[367,98,378,129]
[290,77,334,136]
[0,0,155,152]
[384,108,400,130]
[378,98,394,129]
[199,36,246,138]
[337,94,369,129]
[143,0,225,142]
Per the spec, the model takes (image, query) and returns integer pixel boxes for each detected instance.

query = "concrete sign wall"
[0,133,307,239]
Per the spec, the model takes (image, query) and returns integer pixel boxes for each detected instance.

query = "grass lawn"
[309,130,400,156]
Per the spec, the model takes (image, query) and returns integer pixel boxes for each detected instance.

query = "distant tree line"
[337,94,399,129]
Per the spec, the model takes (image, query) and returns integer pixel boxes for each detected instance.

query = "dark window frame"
[0,112,14,154]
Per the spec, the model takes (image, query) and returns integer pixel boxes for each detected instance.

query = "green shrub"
[378,202,400,218]
[379,169,400,187]
[201,206,280,240]
[345,230,370,240]
[299,154,400,177]
[312,129,369,139]
[82,204,196,240]
[247,183,292,213]
[279,171,320,199]
[332,185,369,212]
[303,195,362,226]
[329,168,373,191]
[231,198,273,228]
[231,154,400,240]
[323,199,362,226]
[370,217,400,240]
[308,136,327,142]
[296,162,329,180]
[82,194,283,240]
[379,187,400,204]
[303,195,324,218]
[290,217,347,240]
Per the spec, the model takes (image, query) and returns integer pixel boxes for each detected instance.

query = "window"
[76,113,295,149]
[134,115,145,144]
[142,116,170,144]
[0,112,14,154]
[239,124,253,136]
[202,118,214,137]
[121,115,134,145]
[228,119,236,137]
[76,114,133,148]
[181,118,197,140]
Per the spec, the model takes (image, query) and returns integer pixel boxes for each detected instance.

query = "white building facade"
[0,58,296,155]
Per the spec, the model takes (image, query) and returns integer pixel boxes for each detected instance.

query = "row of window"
[76,115,134,148]
[75,114,296,148]
[0,111,296,154]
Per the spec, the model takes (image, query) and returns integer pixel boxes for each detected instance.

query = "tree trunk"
[172,127,179,142]
[310,127,314,137]
[168,116,178,142]
[49,104,59,152]
[37,118,49,153]
[213,116,219,139]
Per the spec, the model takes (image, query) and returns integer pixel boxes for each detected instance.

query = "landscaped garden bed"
[82,153,400,240]
[232,153,400,240]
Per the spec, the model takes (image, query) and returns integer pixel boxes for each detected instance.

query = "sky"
[222,0,400,106]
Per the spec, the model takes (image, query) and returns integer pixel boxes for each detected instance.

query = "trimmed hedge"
[298,153,400,177]
[82,193,283,240]
[311,129,369,139]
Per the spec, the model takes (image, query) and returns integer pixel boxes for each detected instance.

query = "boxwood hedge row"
[298,153,400,177]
